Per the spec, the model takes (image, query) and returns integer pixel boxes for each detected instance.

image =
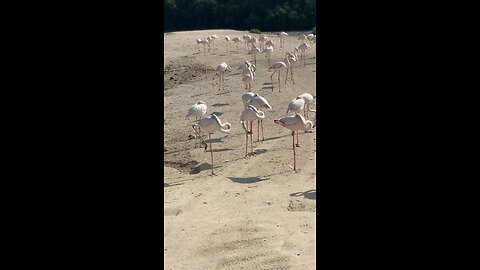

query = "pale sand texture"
[164,29,317,270]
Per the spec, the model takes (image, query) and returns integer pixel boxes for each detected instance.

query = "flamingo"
[298,93,315,119]
[232,37,241,53]
[215,62,231,90]
[246,93,272,142]
[265,39,275,48]
[191,114,231,176]
[286,96,306,147]
[248,45,261,66]
[312,35,316,58]
[238,61,256,91]
[279,32,288,48]
[210,35,219,51]
[274,113,313,172]
[247,37,258,52]
[240,105,265,158]
[284,52,297,85]
[186,101,208,148]
[225,36,231,52]
[206,36,213,51]
[200,38,209,55]
[268,61,287,92]
[297,42,311,66]
[258,34,268,51]
[263,45,273,67]
[196,38,202,51]
[243,35,252,51]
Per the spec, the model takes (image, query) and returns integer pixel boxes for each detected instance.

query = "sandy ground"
[164,29,317,270]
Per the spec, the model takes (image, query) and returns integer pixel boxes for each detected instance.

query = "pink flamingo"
[232,37,241,53]
[186,101,207,148]
[240,105,265,158]
[279,32,288,48]
[225,36,231,52]
[191,114,231,176]
[268,61,287,92]
[215,62,231,90]
[286,96,306,147]
[298,93,315,119]
[274,113,313,172]
[284,52,297,85]
[248,45,261,66]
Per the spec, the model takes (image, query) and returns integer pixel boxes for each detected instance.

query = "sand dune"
[164,29,316,270]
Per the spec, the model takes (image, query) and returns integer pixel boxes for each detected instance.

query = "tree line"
[164,0,316,32]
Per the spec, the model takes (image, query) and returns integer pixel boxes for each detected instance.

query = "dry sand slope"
[164,29,317,270]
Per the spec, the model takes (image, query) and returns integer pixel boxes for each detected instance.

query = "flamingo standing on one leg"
[268,61,287,92]
[215,62,231,90]
[232,37,241,53]
[274,113,313,172]
[298,93,315,119]
[186,101,208,148]
[239,61,256,91]
[286,96,306,147]
[225,36,231,52]
[191,114,231,176]
[279,32,288,48]
[240,105,265,158]
[196,38,202,51]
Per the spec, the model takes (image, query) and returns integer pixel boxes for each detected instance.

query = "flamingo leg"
[291,66,295,84]
[278,70,281,92]
[270,70,277,91]
[292,131,298,172]
[257,119,260,142]
[285,67,288,84]
[261,119,265,141]
[296,130,301,147]
[209,133,217,176]
[191,124,208,150]
[250,121,255,156]
[245,124,249,159]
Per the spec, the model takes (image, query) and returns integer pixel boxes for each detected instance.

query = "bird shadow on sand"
[164,182,184,188]
[211,148,234,152]
[212,103,229,107]
[303,62,316,66]
[227,176,270,184]
[261,134,290,142]
[290,189,316,200]
[254,148,268,155]
[190,163,223,174]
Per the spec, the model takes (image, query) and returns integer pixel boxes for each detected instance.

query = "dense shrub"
[249,28,262,34]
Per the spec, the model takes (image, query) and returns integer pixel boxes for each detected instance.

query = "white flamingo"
[258,34,268,51]
[200,38,209,55]
[268,61,287,92]
[312,35,316,58]
[284,52,297,85]
[238,61,256,91]
[298,34,308,42]
[232,37,241,53]
[225,36,231,52]
[279,32,288,48]
[245,93,272,142]
[263,45,273,67]
[247,37,258,52]
[274,113,313,172]
[298,93,315,119]
[215,62,231,90]
[191,114,231,176]
[240,105,265,158]
[243,35,252,51]
[286,96,306,147]
[210,35,219,51]
[249,45,261,66]
[196,38,203,51]
[186,101,208,148]
[297,42,311,66]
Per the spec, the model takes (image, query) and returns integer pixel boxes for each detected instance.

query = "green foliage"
[312,27,316,35]
[249,28,262,34]
[164,0,316,32]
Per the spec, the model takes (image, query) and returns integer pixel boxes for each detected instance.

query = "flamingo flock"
[179,31,317,175]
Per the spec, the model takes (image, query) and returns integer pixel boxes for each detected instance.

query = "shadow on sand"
[164,182,184,188]
[290,189,316,200]
[190,163,223,174]
[227,176,270,184]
